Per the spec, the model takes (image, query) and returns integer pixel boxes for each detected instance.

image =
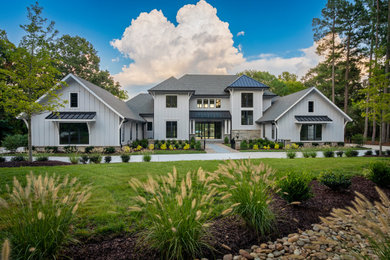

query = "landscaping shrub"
[35,155,49,162]
[143,153,151,162]
[302,151,311,158]
[45,146,58,153]
[351,134,364,146]
[89,155,102,164]
[195,141,202,150]
[121,154,130,163]
[336,151,344,157]
[323,150,334,158]
[80,155,89,164]
[374,150,381,156]
[319,171,351,190]
[277,171,312,203]
[11,155,26,162]
[1,134,28,152]
[309,151,317,158]
[213,160,277,236]
[337,142,344,147]
[129,168,226,260]
[104,146,116,154]
[140,139,148,148]
[367,161,390,188]
[312,142,319,147]
[63,146,76,153]
[84,146,94,153]
[286,150,296,159]
[104,156,112,163]
[0,156,6,163]
[295,142,304,147]
[345,149,358,157]
[224,136,229,144]
[69,154,79,164]
[240,140,248,150]
[0,173,91,259]
[365,150,373,156]
[386,149,390,155]
[160,143,167,150]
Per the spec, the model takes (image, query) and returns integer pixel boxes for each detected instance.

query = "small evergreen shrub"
[1,134,28,152]
[89,155,102,164]
[351,134,364,146]
[302,151,311,158]
[386,149,390,155]
[104,146,116,154]
[195,141,202,151]
[121,154,130,163]
[312,142,319,147]
[277,171,312,203]
[296,142,304,147]
[374,150,381,156]
[286,150,296,159]
[143,154,151,162]
[345,149,358,157]
[104,156,112,163]
[80,155,89,164]
[69,155,79,164]
[336,151,344,157]
[319,171,351,190]
[323,150,334,158]
[45,146,58,153]
[140,139,148,148]
[365,150,373,156]
[11,156,26,162]
[63,146,76,153]
[367,162,390,188]
[240,140,248,150]
[337,142,345,146]
[84,146,94,153]
[309,151,317,158]
[224,136,229,144]
[35,155,49,162]
[0,156,6,163]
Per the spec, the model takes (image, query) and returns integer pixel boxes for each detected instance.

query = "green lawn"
[0,157,388,238]
[239,146,368,152]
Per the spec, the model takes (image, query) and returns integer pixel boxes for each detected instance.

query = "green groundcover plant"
[277,171,312,203]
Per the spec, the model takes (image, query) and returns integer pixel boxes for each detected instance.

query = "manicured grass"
[0,157,387,238]
[239,146,368,152]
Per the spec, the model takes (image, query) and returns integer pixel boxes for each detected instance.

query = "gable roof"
[126,93,154,116]
[65,74,144,122]
[257,87,352,123]
[226,75,269,89]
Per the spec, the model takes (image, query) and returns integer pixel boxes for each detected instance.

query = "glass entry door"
[195,122,222,139]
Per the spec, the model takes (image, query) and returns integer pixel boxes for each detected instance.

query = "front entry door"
[195,122,222,139]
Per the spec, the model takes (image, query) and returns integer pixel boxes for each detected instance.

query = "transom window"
[196,98,221,108]
[241,110,253,125]
[166,96,177,108]
[59,123,89,145]
[241,93,253,108]
[300,124,322,141]
[166,121,177,138]
[308,101,314,112]
[70,93,78,108]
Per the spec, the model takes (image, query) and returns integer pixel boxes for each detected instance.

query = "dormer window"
[70,93,78,108]
[308,101,314,112]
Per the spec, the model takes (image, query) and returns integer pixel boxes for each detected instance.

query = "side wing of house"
[31,76,121,147]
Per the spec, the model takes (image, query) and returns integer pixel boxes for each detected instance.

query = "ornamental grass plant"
[0,173,91,259]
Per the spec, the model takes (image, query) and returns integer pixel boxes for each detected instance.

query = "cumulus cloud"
[231,43,323,78]
[237,31,245,37]
[111,57,120,62]
[111,0,244,88]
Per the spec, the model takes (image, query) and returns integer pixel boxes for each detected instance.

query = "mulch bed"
[0,160,71,167]
[62,176,390,260]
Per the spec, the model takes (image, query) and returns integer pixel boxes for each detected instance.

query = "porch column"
[192,120,196,134]
[224,120,227,134]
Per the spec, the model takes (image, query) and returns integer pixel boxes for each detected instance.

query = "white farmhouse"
[29,73,352,148]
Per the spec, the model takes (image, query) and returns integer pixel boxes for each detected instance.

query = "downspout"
[119,117,125,147]
[274,121,279,141]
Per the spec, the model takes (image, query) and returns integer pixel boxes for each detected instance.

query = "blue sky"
[0,0,327,96]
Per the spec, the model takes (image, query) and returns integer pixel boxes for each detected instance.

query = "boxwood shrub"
[336,151,344,157]
[277,171,312,203]
[319,171,351,190]
[345,149,358,157]
[365,150,373,156]
[367,162,390,188]
[121,154,130,163]
[323,150,334,158]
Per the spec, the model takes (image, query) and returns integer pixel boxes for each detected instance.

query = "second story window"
[166,95,177,108]
[197,99,202,108]
[216,99,221,108]
[308,101,314,112]
[203,99,208,108]
[70,93,78,108]
[241,93,253,108]
[209,99,215,108]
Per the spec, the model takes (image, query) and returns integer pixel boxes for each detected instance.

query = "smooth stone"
[223,254,233,260]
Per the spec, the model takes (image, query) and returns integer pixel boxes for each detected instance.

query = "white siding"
[230,89,263,131]
[189,97,230,110]
[153,93,190,140]
[276,91,345,142]
[263,98,272,111]
[31,79,121,147]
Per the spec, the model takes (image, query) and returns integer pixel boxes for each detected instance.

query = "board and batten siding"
[31,78,121,147]
[276,91,346,142]
[121,120,144,145]
[153,93,190,140]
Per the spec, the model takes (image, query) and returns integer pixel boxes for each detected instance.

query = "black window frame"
[166,121,177,138]
[59,123,89,145]
[241,93,253,108]
[300,124,322,141]
[197,99,202,108]
[241,110,253,125]
[147,122,153,131]
[70,93,78,108]
[308,101,314,112]
[216,99,221,108]
[166,95,177,108]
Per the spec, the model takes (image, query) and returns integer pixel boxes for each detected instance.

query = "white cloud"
[111,57,120,62]
[237,31,245,37]
[238,44,242,52]
[231,43,323,79]
[111,0,244,89]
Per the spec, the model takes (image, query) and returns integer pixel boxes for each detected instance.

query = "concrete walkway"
[2,149,370,164]
[205,143,239,153]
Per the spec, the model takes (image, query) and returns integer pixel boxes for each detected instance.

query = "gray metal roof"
[126,93,154,116]
[256,87,313,123]
[227,75,269,88]
[295,115,332,122]
[71,75,145,122]
[189,110,231,119]
[46,111,96,120]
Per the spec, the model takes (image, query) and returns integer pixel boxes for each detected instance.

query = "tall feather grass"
[212,160,277,237]
[129,167,231,260]
[0,172,91,259]
[1,239,10,260]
